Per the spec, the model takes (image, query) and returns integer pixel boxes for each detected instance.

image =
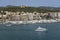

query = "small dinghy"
[35,27,47,31]
[6,24,12,26]
[5,22,12,26]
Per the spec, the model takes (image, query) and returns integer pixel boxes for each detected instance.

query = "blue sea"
[0,22,60,40]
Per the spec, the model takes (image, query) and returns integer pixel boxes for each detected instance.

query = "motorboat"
[35,27,47,31]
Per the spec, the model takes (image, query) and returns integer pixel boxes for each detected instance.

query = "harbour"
[0,6,60,40]
[0,0,60,40]
[0,23,60,40]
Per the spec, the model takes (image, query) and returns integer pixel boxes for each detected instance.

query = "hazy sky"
[0,0,60,7]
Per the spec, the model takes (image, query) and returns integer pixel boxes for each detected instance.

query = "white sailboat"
[35,27,47,31]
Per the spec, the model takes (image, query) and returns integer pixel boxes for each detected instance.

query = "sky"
[0,0,60,7]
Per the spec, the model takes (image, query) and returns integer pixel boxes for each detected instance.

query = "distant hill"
[0,5,60,13]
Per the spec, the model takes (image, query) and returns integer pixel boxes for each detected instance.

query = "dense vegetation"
[0,5,60,13]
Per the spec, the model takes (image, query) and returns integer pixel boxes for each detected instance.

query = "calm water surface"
[0,23,60,40]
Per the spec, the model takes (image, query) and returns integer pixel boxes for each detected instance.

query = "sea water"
[0,22,60,40]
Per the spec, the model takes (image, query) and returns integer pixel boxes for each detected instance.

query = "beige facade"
[0,11,60,22]
[48,12,58,19]
[33,12,40,20]
[57,12,60,19]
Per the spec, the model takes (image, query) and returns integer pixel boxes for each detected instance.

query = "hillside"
[0,5,60,13]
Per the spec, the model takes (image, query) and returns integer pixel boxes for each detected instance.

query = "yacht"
[35,27,47,31]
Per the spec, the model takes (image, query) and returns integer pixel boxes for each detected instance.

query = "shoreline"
[1,19,60,24]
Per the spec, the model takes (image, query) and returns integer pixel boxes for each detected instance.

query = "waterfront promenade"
[2,19,60,24]
[0,11,60,24]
